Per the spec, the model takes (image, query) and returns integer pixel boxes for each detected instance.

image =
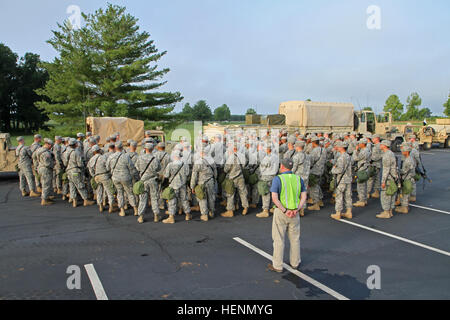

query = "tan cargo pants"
[272,208,301,270]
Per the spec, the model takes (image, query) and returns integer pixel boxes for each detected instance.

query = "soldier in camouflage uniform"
[53,136,64,195]
[395,143,416,214]
[307,137,326,211]
[256,144,279,218]
[162,151,191,224]
[155,142,170,210]
[106,141,139,217]
[30,134,43,192]
[191,148,217,221]
[15,137,40,197]
[352,138,371,207]
[408,135,421,202]
[377,140,399,219]
[221,144,249,218]
[61,138,71,200]
[330,141,353,220]
[64,139,95,208]
[292,141,310,216]
[87,145,115,213]
[367,134,382,199]
[127,141,139,165]
[37,139,55,205]
[135,143,162,223]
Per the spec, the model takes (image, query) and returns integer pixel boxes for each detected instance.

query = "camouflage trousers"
[335,182,352,213]
[260,177,274,210]
[112,178,137,209]
[168,186,191,216]
[301,176,309,209]
[248,183,259,206]
[138,178,160,217]
[33,167,41,189]
[411,181,417,197]
[53,167,63,191]
[272,208,301,270]
[19,168,35,193]
[195,179,216,216]
[68,171,88,201]
[226,175,249,211]
[380,179,396,211]
[309,183,321,203]
[38,167,53,200]
[356,181,368,202]
[94,175,115,207]
[367,167,381,194]
[400,178,415,207]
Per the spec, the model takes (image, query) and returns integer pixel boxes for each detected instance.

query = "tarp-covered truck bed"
[86,117,144,145]
[278,101,354,132]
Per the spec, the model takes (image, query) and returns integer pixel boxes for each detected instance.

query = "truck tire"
[392,138,403,152]
[423,142,432,150]
[446,138,450,148]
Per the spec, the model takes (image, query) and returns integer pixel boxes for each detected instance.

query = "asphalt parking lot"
[0,149,449,300]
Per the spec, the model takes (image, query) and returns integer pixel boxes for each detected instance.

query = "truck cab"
[0,133,18,172]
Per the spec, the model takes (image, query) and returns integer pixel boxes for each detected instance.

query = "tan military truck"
[0,133,18,173]
[417,123,450,150]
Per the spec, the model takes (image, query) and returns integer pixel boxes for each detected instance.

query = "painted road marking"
[338,220,450,257]
[84,264,108,300]
[233,237,349,300]
[410,204,450,215]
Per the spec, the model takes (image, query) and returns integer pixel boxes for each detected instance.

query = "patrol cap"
[144,138,153,143]
[342,141,349,148]
[372,134,381,139]
[46,139,54,145]
[89,137,97,144]
[115,141,123,148]
[92,145,100,153]
[127,139,133,144]
[94,135,100,141]
[311,136,320,143]
[359,138,368,145]
[145,130,152,135]
[34,134,42,139]
[77,132,85,138]
[130,141,137,147]
[16,136,24,142]
[280,136,287,141]
[350,132,357,136]
[295,141,305,148]
[105,137,111,142]
[157,142,165,148]
[281,158,294,170]
[288,136,296,144]
[69,138,77,146]
[55,136,62,141]
[335,141,345,148]
[202,135,209,141]
[86,132,92,136]
[381,140,391,147]
[401,144,412,152]
[144,143,154,150]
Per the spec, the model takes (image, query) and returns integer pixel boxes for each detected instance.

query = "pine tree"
[37,4,182,125]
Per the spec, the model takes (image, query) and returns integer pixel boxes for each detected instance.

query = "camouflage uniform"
[88,153,115,208]
[259,152,279,210]
[31,143,43,189]
[155,149,170,208]
[223,152,249,211]
[309,145,326,203]
[399,155,416,207]
[106,151,139,209]
[381,148,398,211]
[15,144,36,193]
[191,155,217,216]
[64,147,89,201]
[53,142,64,192]
[164,159,191,216]
[352,146,371,203]
[410,145,421,198]
[135,153,161,218]
[37,147,55,200]
[367,142,382,195]
[331,152,353,213]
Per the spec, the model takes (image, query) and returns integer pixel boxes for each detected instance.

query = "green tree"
[383,94,404,121]
[246,108,257,115]
[37,4,182,126]
[192,100,213,121]
[443,92,450,117]
[179,102,193,119]
[418,107,432,119]
[0,43,18,132]
[363,106,373,111]
[404,92,422,120]
[214,104,231,121]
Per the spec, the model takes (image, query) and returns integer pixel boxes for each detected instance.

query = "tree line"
[177,101,245,122]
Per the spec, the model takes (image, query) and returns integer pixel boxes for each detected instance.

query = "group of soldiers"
[15,127,424,224]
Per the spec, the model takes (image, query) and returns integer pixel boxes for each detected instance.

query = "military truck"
[416,123,450,150]
[0,133,18,173]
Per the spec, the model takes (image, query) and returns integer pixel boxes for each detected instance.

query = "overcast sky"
[1,0,449,115]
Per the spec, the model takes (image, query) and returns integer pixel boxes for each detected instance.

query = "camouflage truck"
[0,133,18,173]
[416,123,450,150]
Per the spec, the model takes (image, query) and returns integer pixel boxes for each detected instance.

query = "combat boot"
[21,191,29,197]
[99,204,103,212]
[108,206,115,214]
[37,187,42,193]
[353,201,366,207]
[395,198,401,206]
[48,196,55,200]
[330,197,336,204]
[133,206,138,216]
[57,188,62,195]
[269,207,275,213]
[307,198,314,204]
[221,210,234,218]
[154,214,161,222]
[330,212,341,220]
[249,204,257,209]
[371,190,380,199]
[124,204,128,210]
[72,199,77,208]
[190,205,200,212]
[84,199,95,206]
[178,208,183,215]
[29,190,40,198]
[119,208,126,217]
[308,203,320,211]
[376,211,391,219]
[220,200,227,207]
[208,211,214,218]
[137,215,144,224]
[395,206,409,214]
[299,208,305,217]
[242,207,248,216]
[185,212,192,221]
[318,200,324,207]
[163,215,175,224]
[62,194,66,201]
[256,209,269,218]
[409,196,416,202]
[41,199,54,206]
[343,208,353,219]
[389,210,393,217]
[201,214,208,222]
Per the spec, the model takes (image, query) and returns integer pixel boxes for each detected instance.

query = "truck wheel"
[392,138,403,152]
[446,138,450,148]
[423,142,432,150]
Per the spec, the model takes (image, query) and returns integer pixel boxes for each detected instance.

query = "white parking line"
[84,264,109,300]
[410,204,450,215]
[233,237,349,300]
[338,220,450,257]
